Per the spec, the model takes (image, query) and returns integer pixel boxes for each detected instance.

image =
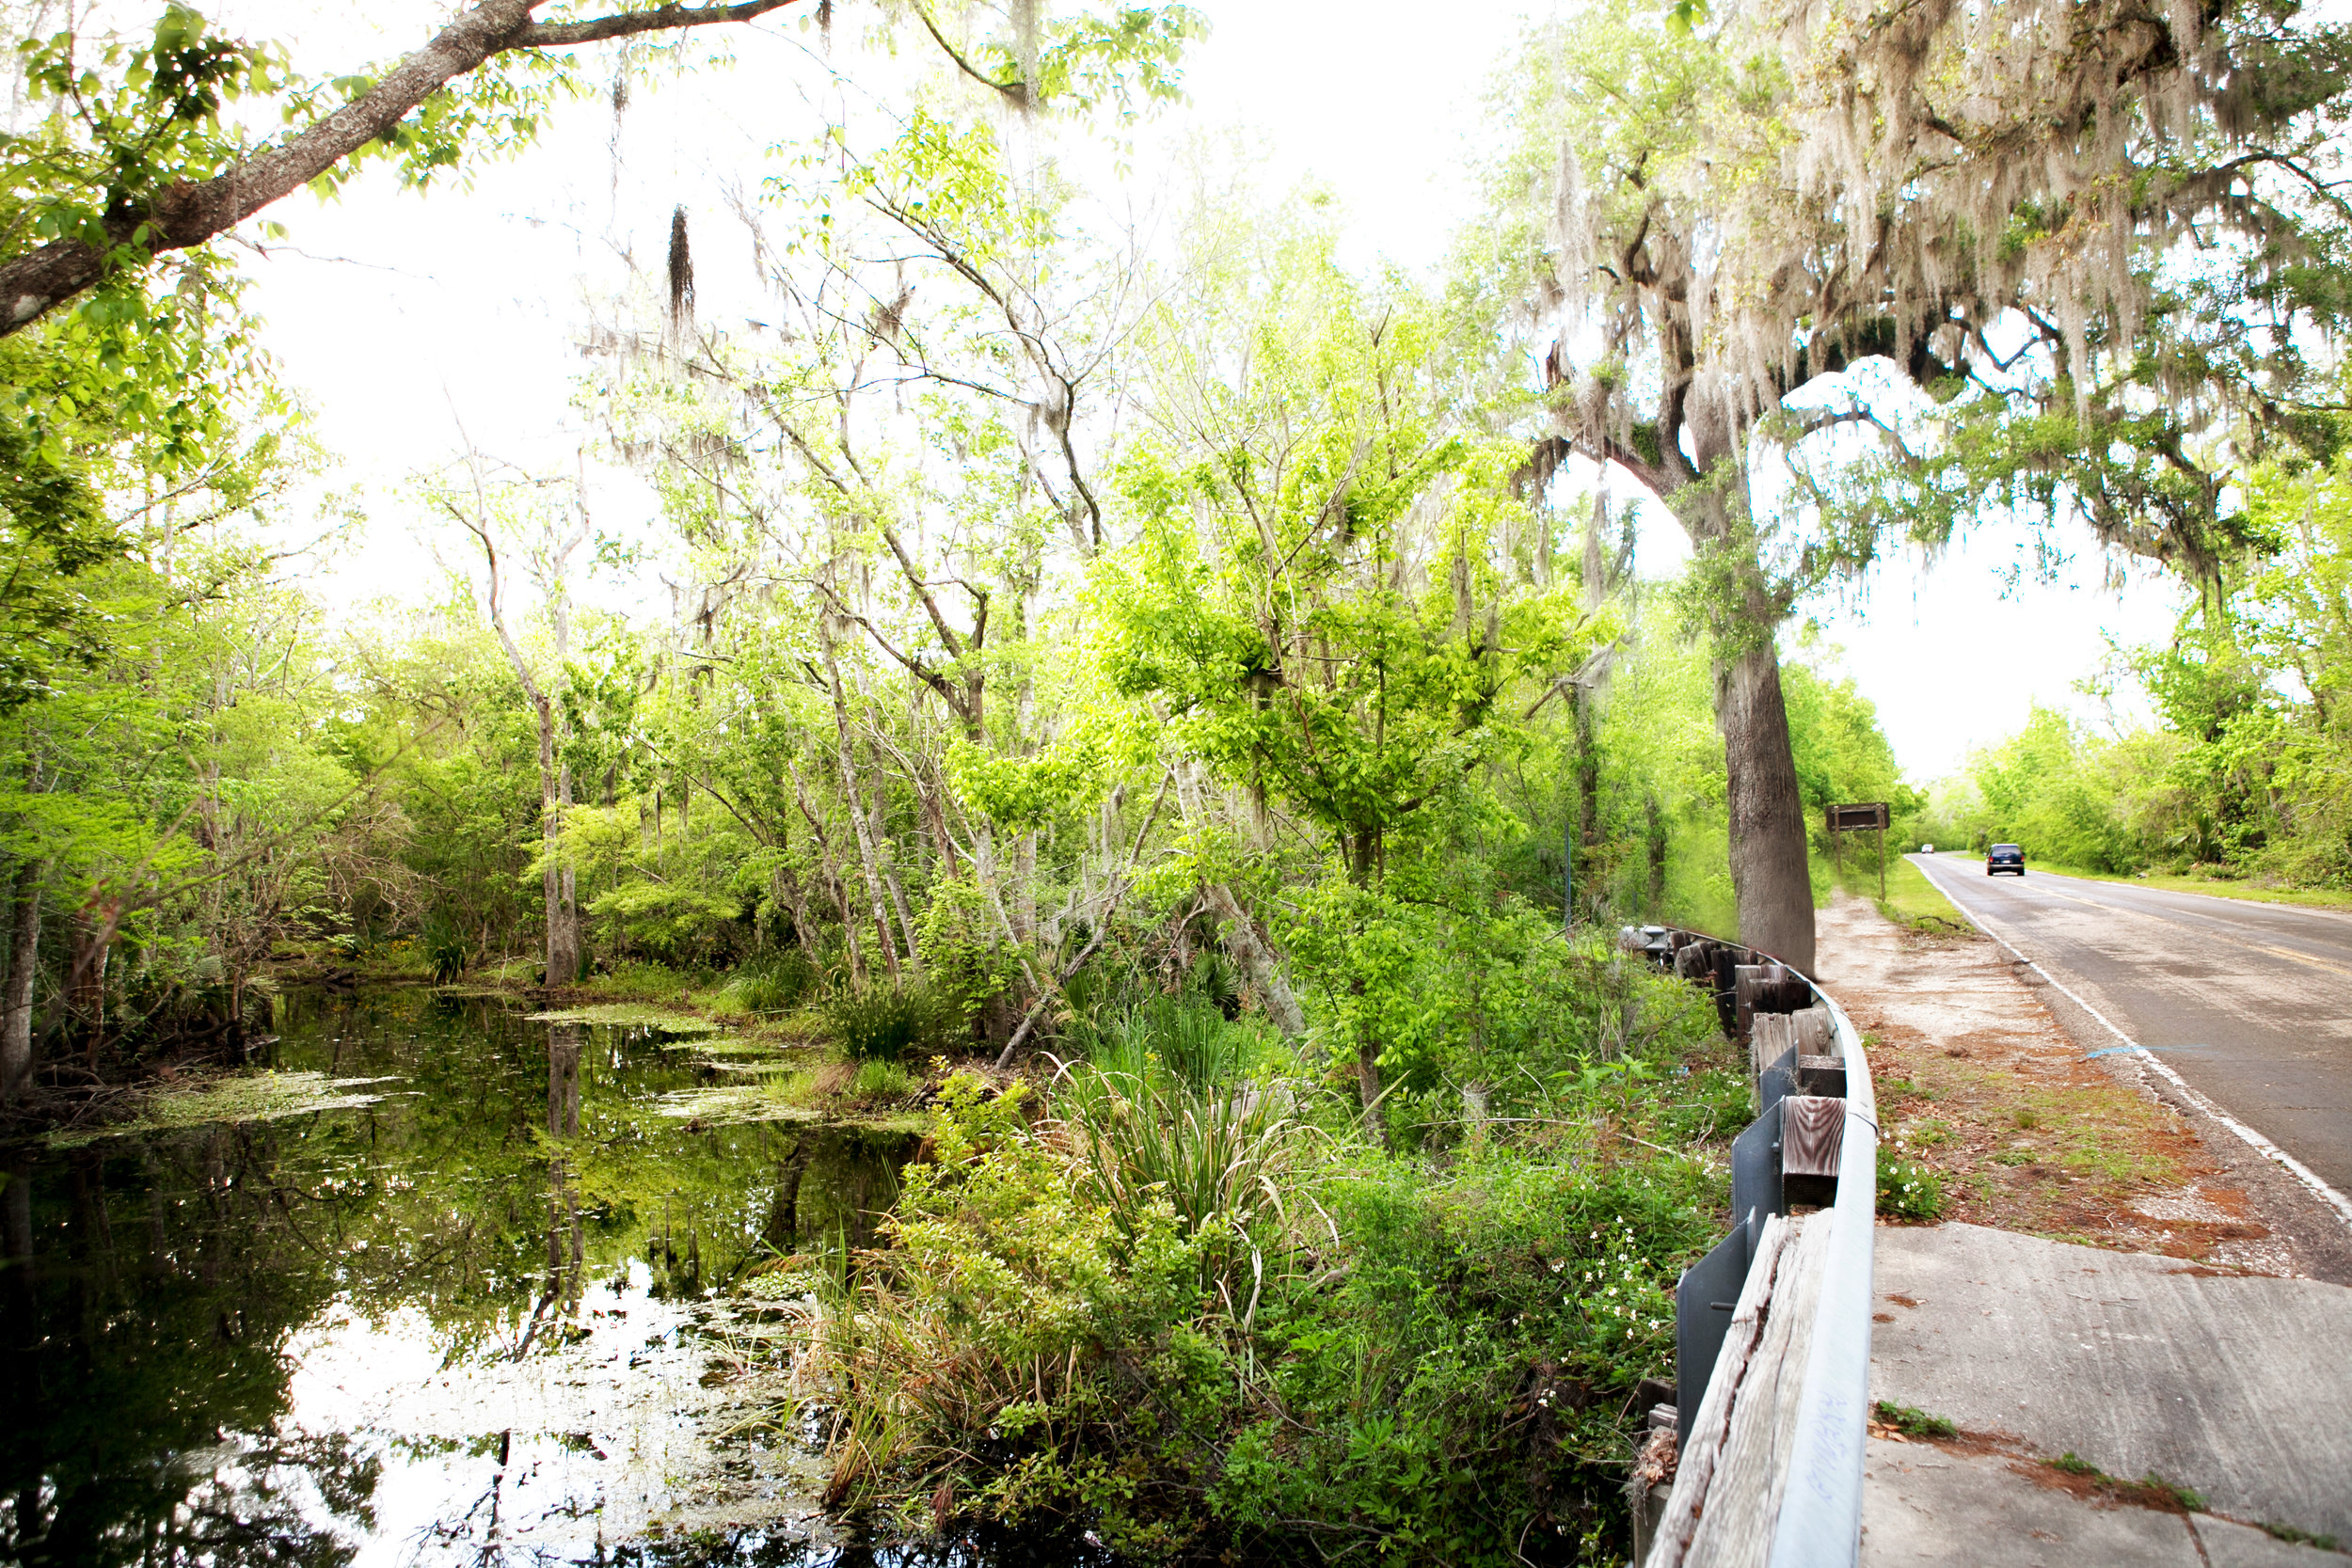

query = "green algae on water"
[653,1083,928,1135]
[49,1070,391,1148]
[655,1085,824,1126]
[526,1004,719,1032]
[691,1036,803,1057]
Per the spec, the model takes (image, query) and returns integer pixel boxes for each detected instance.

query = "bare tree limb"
[993,768,1173,1069]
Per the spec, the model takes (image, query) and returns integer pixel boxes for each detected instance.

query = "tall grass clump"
[849,1059,914,1102]
[421,913,467,985]
[1052,1058,1307,1298]
[1066,992,1267,1088]
[820,978,952,1063]
[719,949,819,1015]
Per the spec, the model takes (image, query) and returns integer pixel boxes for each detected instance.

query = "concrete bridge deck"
[1860,1224,2351,1564]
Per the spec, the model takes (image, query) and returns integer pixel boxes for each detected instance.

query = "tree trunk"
[560,770,580,977]
[2,864,41,1103]
[461,500,581,987]
[1345,829,1387,1136]
[1716,641,1815,974]
[1012,831,1037,945]
[1573,683,1601,918]
[792,765,863,980]
[873,790,922,976]
[1348,974,1384,1122]
[821,640,901,986]
[538,719,580,985]
[548,568,580,984]
[68,911,105,1060]
[920,774,961,878]
[1651,430,1818,978]
[1645,792,1668,918]
[779,866,818,959]
[1201,882,1306,1037]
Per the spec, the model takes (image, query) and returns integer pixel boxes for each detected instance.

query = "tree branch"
[905,1,1028,107]
[0,0,804,335]
[518,0,800,47]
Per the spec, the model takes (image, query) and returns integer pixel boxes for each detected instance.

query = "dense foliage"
[786,957,1742,1562]
[1913,430,2352,883]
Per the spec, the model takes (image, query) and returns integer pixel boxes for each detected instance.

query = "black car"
[1986,843,2026,876]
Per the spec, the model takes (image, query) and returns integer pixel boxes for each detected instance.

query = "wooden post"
[1877,824,1886,902]
[1780,1095,1845,1179]
[1733,964,1770,1041]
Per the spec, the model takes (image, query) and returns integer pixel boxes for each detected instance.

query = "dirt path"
[1812,894,2351,1281]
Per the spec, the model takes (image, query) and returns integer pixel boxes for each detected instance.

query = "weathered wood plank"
[1789,1006,1834,1057]
[1749,1012,1790,1101]
[1712,947,1742,1034]
[1644,1213,1794,1568]
[1781,1095,1845,1179]
[1733,964,1770,1038]
[1680,1212,1834,1568]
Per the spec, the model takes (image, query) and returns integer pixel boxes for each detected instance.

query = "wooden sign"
[1826,801,1890,832]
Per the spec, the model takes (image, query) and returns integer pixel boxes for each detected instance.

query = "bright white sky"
[207,0,2182,782]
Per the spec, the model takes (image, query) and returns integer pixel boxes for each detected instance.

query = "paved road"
[1910,853,2352,1199]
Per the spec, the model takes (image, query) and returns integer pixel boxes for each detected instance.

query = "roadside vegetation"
[775,946,1747,1560]
[1920,464,2352,896]
[1839,854,1969,933]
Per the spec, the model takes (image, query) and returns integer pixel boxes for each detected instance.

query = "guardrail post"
[1674,1227,1750,1448]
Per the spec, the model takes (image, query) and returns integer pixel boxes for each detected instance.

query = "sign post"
[1827,802,1893,901]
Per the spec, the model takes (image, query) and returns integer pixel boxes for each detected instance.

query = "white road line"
[1910,856,2352,1232]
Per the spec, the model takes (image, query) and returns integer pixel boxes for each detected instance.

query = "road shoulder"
[1813,893,2320,1273]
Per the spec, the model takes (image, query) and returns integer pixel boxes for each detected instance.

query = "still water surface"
[0,990,939,1567]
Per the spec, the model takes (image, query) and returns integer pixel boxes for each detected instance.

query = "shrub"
[1210,1152,1716,1559]
[1878,1155,1945,1220]
[774,924,1752,1562]
[795,1074,1214,1549]
[789,1068,1727,1563]
[421,915,468,985]
[914,876,1025,1034]
[821,978,952,1063]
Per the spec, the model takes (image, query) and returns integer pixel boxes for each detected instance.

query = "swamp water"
[0,990,960,1567]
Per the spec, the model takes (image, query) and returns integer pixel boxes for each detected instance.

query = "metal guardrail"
[1617,926,1879,1568]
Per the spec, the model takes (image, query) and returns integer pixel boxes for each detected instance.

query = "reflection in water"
[0,990,916,1566]
[523,1022,586,1358]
